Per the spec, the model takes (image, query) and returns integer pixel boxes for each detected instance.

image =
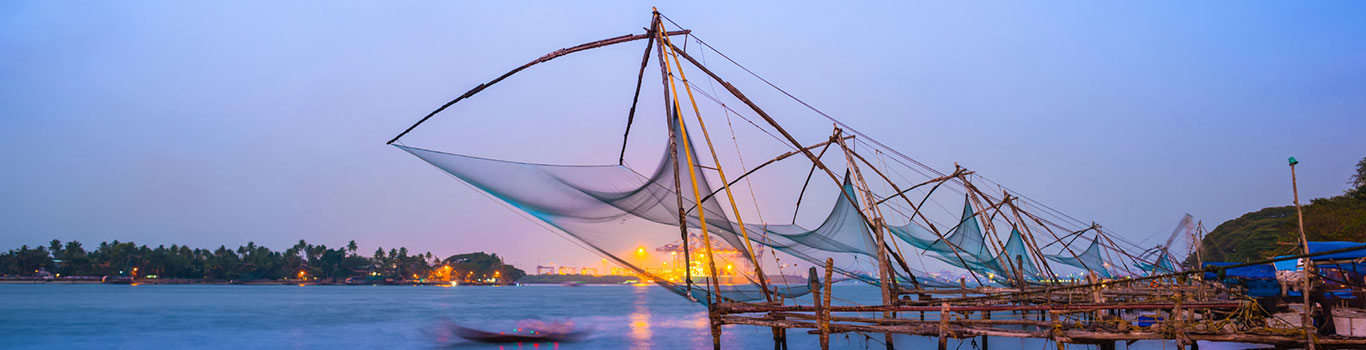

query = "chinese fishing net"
[397,116,954,304]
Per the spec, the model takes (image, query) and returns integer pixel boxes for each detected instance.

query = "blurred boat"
[447,320,588,343]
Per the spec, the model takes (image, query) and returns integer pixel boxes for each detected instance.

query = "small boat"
[447,321,588,343]
[1134,313,1165,327]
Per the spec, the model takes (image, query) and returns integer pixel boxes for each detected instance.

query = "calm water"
[0,284,1258,349]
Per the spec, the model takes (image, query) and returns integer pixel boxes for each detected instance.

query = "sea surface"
[0,284,1260,349]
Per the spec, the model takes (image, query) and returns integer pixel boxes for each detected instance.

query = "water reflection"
[629,285,653,350]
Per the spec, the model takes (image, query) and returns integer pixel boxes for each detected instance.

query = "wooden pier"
[707,250,1366,350]
[385,8,1366,350]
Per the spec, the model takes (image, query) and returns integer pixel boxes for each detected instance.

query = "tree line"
[1197,155,1366,263]
[0,239,526,283]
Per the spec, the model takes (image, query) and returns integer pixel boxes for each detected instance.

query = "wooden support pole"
[1193,221,1205,271]
[1004,195,1060,282]
[709,306,722,350]
[823,258,834,350]
[1173,291,1187,348]
[843,145,983,288]
[939,302,950,350]
[774,286,788,350]
[657,19,773,301]
[654,15,722,303]
[834,129,895,349]
[718,313,1366,346]
[659,40,881,238]
[665,40,917,294]
[1087,271,1102,322]
[1049,310,1065,350]
[387,28,689,145]
[1016,255,1027,290]
[650,14,694,301]
[1290,157,1315,350]
[808,267,826,350]
[618,23,656,165]
[1019,208,1102,277]
[960,179,1026,287]
[690,137,851,208]
[791,142,834,225]
[982,308,991,350]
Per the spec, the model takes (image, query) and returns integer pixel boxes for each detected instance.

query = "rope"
[698,39,790,287]
[663,12,1189,287]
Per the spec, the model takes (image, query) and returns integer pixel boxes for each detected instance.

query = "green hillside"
[1196,157,1366,263]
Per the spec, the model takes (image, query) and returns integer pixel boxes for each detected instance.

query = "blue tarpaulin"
[1270,241,1366,272]
[1272,255,1298,271]
[1203,262,1280,298]
[1307,241,1366,261]
[1203,262,1276,279]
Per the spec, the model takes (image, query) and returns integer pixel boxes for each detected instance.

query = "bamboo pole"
[1088,271,1103,321]
[982,305,992,350]
[649,14,695,301]
[961,179,1027,287]
[717,314,1366,346]
[959,183,1018,282]
[651,15,720,349]
[1172,291,1187,348]
[938,302,950,350]
[1003,194,1060,283]
[904,169,988,287]
[690,137,851,208]
[716,301,1244,315]
[1290,157,1315,350]
[659,40,882,240]
[808,267,825,350]
[842,144,985,288]
[1193,221,1205,271]
[792,143,833,224]
[618,24,656,165]
[657,20,772,300]
[822,258,833,350]
[663,39,920,296]
[654,16,722,302]
[834,129,895,349]
[387,29,689,145]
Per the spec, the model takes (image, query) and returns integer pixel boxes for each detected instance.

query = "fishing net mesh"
[398,117,960,302]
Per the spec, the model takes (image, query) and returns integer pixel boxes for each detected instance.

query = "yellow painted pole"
[657,25,771,300]
[654,19,722,301]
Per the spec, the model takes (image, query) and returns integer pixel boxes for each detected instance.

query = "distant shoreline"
[0,276,636,286]
[0,277,502,286]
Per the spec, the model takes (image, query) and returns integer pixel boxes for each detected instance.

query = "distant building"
[646,238,745,284]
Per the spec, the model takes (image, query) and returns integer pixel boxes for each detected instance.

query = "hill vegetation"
[1197,156,1366,263]
[0,239,526,283]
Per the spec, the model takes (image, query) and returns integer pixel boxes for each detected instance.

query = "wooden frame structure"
[387,9,1366,350]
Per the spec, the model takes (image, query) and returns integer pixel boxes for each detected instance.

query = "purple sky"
[2,2,1364,269]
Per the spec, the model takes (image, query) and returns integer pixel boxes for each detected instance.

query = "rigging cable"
[667,13,1160,265]
[698,42,791,286]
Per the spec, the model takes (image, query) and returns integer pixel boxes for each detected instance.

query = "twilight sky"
[2,1,1363,269]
